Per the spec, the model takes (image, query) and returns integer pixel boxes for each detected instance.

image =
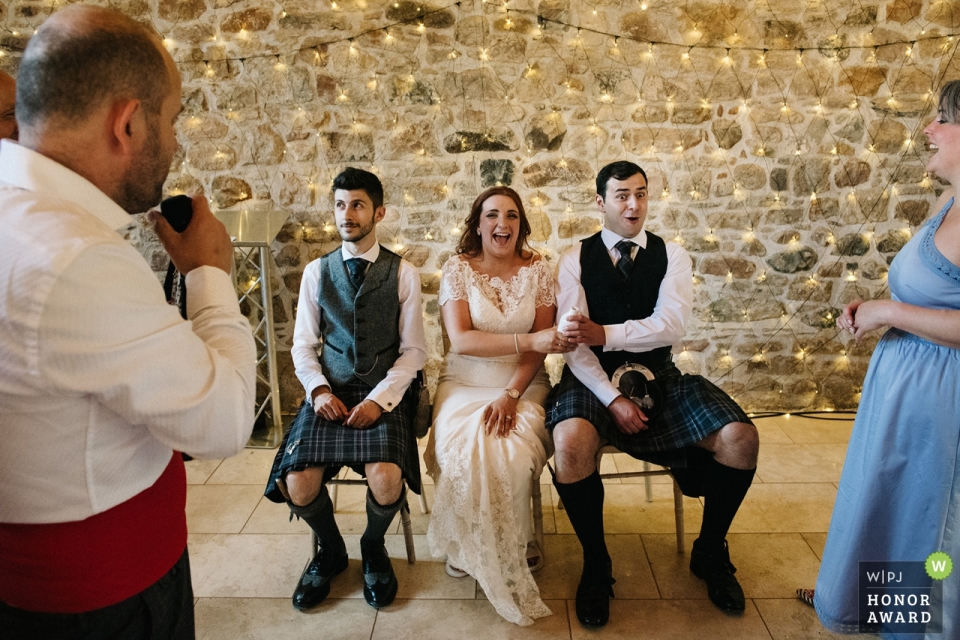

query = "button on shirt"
[0,141,257,524]
[556,228,693,406]
[292,243,427,411]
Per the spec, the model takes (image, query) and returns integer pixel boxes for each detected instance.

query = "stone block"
[221,8,271,32]
[699,256,757,279]
[895,200,929,226]
[211,176,252,208]
[522,158,593,188]
[480,159,514,187]
[834,158,871,188]
[767,247,818,273]
[443,129,518,153]
[834,233,870,256]
[734,163,766,190]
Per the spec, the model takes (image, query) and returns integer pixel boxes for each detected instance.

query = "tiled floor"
[186,414,854,639]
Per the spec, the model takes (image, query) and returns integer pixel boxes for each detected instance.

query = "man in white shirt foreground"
[0,6,256,638]
[265,167,427,611]
[548,160,759,627]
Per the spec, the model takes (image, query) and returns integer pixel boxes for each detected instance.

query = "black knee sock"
[553,470,609,567]
[289,489,346,555]
[360,486,406,553]
[698,458,756,549]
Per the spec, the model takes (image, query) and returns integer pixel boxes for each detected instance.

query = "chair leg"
[643,461,654,503]
[327,482,339,511]
[400,500,416,564]
[417,490,430,514]
[531,479,544,571]
[673,479,685,554]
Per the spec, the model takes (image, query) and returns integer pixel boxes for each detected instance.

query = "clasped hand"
[836,299,889,341]
[312,387,383,429]
[527,326,576,354]
[558,311,606,347]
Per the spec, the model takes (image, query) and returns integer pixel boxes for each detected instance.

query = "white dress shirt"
[292,242,427,412]
[0,141,257,524]
[556,228,693,407]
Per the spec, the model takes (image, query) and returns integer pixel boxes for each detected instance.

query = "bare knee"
[714,422,759,470]
[285,467,325,507]
[552,418,600,484]
[365,462,403,505]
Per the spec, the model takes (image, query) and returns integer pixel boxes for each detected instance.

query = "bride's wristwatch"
[505,388,520,400]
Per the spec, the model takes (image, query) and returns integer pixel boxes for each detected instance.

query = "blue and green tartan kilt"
[545,361,752,470]
[264,378,421,503]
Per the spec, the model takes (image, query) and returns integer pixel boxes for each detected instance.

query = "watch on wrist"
[505,388,520,400]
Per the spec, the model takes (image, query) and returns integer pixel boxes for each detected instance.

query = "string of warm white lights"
[3,0,953,410]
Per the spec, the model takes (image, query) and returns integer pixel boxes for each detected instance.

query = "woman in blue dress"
[804,80,960,637]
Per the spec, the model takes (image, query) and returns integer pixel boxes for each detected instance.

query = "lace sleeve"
[438,256,472,306]
[532,259,557,309]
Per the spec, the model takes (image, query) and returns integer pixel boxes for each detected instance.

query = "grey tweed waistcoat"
[317,247,401,388]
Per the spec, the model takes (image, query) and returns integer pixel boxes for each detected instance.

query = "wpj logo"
[858,561,943,634]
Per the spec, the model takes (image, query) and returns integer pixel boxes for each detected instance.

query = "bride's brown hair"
[456,186,533,258]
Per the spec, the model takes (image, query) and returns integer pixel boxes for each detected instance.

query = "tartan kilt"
[545,361,752,470]
[264,378,421,503]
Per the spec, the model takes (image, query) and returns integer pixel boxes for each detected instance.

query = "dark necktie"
[345,257,367,289]
[615,240,636,280]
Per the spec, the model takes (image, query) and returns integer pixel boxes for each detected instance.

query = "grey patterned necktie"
[615,240,636,280]
[345,257,367,289]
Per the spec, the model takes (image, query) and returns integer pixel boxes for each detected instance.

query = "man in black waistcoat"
[264,168,427,611]
[547,161,759,627]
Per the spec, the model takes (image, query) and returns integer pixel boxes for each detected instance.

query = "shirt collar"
[601,227,647,250]
[341,241,380,263]
[0,140,133,233]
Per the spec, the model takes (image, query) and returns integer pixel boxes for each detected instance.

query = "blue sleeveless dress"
[815,199,960,638]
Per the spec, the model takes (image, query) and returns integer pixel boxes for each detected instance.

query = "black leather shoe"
[575,559,615,627]
[361,544,398,608]
[292,546,348,611]
[690,538,745,612]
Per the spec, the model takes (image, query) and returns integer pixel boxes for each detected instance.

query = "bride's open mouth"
[492,231,511,246]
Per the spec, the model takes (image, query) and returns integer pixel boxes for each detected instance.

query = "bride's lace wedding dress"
[425,255,555,625]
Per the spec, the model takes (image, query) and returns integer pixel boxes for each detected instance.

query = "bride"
[425,186,573,625]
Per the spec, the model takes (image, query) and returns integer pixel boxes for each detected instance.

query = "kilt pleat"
[545,362,751,469]
[264,379,421,502]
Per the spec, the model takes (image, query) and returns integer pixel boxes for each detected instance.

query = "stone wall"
[3,0,958,412]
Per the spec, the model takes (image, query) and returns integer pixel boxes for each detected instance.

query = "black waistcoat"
[580,231,672,376]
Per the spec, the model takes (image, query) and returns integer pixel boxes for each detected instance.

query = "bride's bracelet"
[513,333,520,354]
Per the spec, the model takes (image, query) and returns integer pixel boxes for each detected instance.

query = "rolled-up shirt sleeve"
[38,244,257,459]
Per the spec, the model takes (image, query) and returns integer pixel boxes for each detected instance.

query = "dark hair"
[17,8,169,128]
[596,160,648,200]
[456,186,532,258]
[939,80,960,125]
[332,167,384,209]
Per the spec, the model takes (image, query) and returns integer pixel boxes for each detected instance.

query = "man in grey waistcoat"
[265,167,427,611]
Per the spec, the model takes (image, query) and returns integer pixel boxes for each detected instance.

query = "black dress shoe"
[690,538,745,612]
[575,559,615,627]
[361,544,398,608]
[292,546,349,611]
